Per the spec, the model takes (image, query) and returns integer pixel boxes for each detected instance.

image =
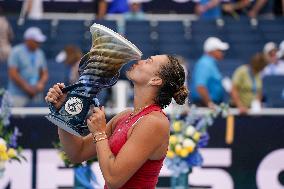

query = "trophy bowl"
[46,23,142,137]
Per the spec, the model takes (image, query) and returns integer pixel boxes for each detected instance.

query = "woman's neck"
[133,85,156,111]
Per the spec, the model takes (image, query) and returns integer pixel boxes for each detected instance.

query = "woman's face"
[126,55,168,85]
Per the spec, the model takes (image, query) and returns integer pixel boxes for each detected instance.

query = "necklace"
[125,104,152,124]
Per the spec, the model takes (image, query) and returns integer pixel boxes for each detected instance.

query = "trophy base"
[46,114,89,137]
[46,92,96,137]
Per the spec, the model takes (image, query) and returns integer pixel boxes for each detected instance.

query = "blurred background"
[0,0,283,188]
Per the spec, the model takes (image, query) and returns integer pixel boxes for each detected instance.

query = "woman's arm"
[58,109,129,163]
[87,108,169,189]
[45,83,130,163]
[58,118,111,163]
[231,85,248,114]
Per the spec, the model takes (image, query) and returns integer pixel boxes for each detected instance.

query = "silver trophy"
[46,23,142,137]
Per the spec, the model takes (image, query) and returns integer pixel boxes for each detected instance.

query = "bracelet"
[92,131,106,138]
[94,136,108,144]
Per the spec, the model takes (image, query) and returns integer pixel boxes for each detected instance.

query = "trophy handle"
[47,83,85,113]
[62,83,84,93]
[47,101,58,113]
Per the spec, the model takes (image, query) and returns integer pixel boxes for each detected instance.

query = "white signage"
[1,148,283,188]
[0,150,32,189]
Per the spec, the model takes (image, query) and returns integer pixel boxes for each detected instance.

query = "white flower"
[0,138,6,146]
[175,144,182,151]
[177,135,184,143]
[182,138,196,149]
[185,125,195,137]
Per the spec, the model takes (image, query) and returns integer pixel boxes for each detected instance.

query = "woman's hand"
[87,106,107,134]
[45,83,67,110]
[238,105,248,115]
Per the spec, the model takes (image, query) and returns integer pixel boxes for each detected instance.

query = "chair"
[137,43,157,58]
[263,75,284,107]
[0,64,8,88]
[157,21,184,34]
[57,20,86,31]
[45,63,67,96]
[15,19,52,33]
[125,20,152,34]
[219,59,243,77]
[126,32,152,43]
[223,23,255,34]
[191,20,219,34]
[126,32,157,58]
[158,43,193,59]
[263,33,284,44]
[258,19,284,33]
[232,43,264,61]
[90,20,117,32]
[191,33,226,44]
[227,33,262,43]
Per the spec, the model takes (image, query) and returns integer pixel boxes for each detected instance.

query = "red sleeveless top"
[104,104,167,189]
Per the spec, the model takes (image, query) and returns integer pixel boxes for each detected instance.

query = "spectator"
[56,45,82,85]
[274,0,284,16]
[190,37,229,109]
[124,1,145,20]
[96,0,129,19]
[248,0,270,18]
[21,0,44,20]
[277,40,284,63]
[96,0,108,20]
[8,27,48,107]
[231,53,267,114]
[0,7,13,63]
[194,0,222,20]
[222,0,269,18]
[262,42,284,76]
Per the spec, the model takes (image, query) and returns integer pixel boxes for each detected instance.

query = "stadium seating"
[263,75,284,107]
[3,17,284,107]
[0,63,8,88]
[7,17,283,61]
[125,21,156,58]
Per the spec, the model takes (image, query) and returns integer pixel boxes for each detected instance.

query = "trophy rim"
[90,23,143,58]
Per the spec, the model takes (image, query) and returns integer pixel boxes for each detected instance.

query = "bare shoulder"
[133,111,170,137]
[146,111,169,127]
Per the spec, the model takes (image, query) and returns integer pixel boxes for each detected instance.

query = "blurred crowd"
[6,0,284,21]
[93,0,284,20]
[0,0,283,113]
[190,37,284,114]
